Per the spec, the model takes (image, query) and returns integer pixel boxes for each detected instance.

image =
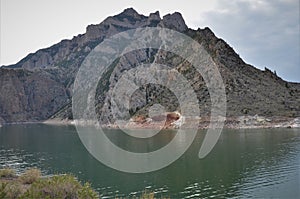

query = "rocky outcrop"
[0,68,69,123]
[159,12,188,32]
[0,8,299,125]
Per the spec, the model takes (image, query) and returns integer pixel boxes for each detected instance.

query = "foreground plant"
[0,168,98,199]
[0,168,16,178]
[21,174,98,199]
[0,168,169,199]
[19,168,41,184]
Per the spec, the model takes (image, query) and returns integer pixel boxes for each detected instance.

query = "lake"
[0,124,299,198]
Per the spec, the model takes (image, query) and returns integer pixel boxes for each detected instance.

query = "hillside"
[0,8,299,125]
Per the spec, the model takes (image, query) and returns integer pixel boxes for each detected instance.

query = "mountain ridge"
[2,8,187,70]
[0,8,299,125]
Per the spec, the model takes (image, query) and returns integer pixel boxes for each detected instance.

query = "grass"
[0,168,16,178]
[21,174,98,199]
[141,191,155,199]
[0,182,24,199]
[115,190,169,199]
[0,168,98,199]
[0,168,169,199]
[19,168,41,184]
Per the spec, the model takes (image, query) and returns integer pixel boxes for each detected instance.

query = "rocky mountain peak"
[5,8,188,71]
[114,7,146,21]
[83,9,188,43]
[149,11,161,21]
[160,12,188,32]
[122,7,139,16]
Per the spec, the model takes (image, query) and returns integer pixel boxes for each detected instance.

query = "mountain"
[0,8,299,125]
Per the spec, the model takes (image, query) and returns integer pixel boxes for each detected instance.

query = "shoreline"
[1,115,299,130]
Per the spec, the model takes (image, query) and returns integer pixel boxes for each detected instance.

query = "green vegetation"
[0,168,16,178]
[96,57,120,96]
[114,190,169,199]
[21,174,98,199]
[0,168,98,199]
[19,168,41,184]
[140,190,170,199]
[0,168,168,199]
[140,191,155,199]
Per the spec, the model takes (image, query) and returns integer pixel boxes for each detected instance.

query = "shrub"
[140,190,171,199]
[22,174,98,199]
[0,182,8,198]
[19,168,41,184]
[141,191,155,199]
[3,182,24,199]
[78,182,99,199]
[0,169,98,199]
[0,168,16,178]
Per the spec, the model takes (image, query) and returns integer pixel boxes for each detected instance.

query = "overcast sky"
[1,0,299,82]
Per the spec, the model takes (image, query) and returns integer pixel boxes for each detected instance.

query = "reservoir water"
[0,124,299,198]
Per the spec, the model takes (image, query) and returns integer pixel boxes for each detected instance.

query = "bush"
[0,168,16,178]
[141,191,155,199]
[0,169,98,199]
[78,182,99,199]
[2,182,24,199]
[0,182,8,198]
[19,168,41,184]
[22,174,98,199]
[140,190,170,199]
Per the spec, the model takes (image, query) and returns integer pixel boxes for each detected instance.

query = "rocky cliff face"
[0,8,299,125]
[0,69,69,123]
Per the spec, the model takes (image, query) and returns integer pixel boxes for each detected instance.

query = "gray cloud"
[197,0,299,82]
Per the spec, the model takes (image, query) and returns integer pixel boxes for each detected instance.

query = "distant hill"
[0,8,299,125]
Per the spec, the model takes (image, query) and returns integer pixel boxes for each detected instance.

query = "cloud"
[196,0,299,82]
